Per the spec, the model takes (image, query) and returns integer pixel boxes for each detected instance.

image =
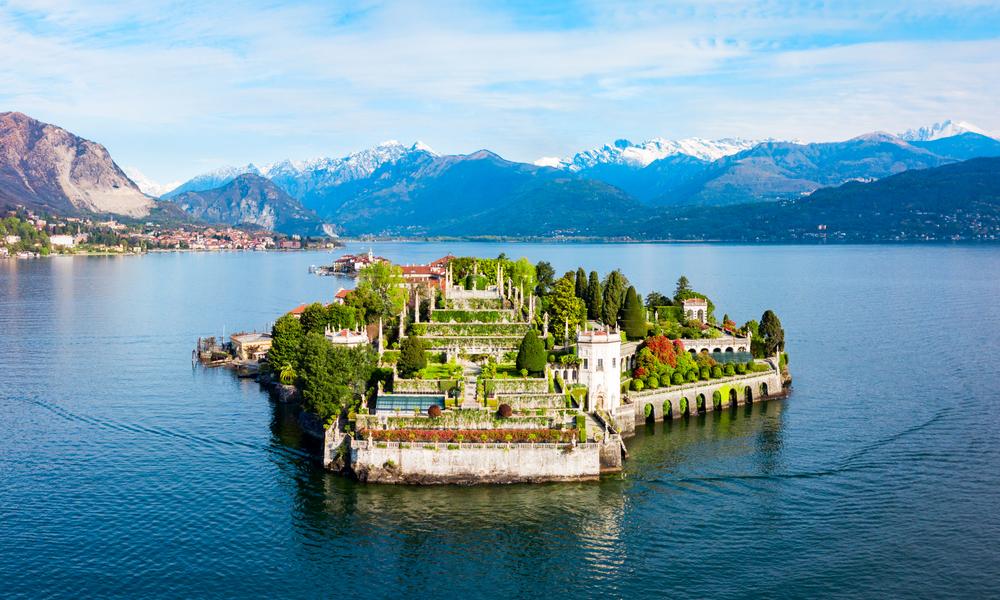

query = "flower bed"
[422,336,523,350]
[360,428,577,444]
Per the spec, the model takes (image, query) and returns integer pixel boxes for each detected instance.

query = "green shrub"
[712,390,722,409]
[544,335,555,350]
[647,375,659,389]
[711,365,722,379]
[576,415,587,442]
[672,372,684,385]
[515,329,547,374]
[663,400,672,418]
[644,403,653,419]
[686,371,698,383]
[700,366,710,380]
[735,363,746,374]
[725,363,735,376]
[398,335,427,378]
[632,379,644,392]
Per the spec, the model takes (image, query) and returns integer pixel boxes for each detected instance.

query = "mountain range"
[2,111,999,240]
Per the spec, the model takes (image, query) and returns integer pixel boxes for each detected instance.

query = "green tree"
[298,332,351,423]
[326,304,356,331]
[584,271,602,320]
[300,302,328,334]
[601,270,629,326]
[575,268,587,298]
[353,261,407,324]
[675,275,691,298]
[509,257,536,292]
[397,335,427,378]
[534,261,555,296]
[621,285,647,340]
[760,310,785,357]
[268,315,304,372]
[515,329,547,374]
[547,274,587,340]
[644,291,670,308]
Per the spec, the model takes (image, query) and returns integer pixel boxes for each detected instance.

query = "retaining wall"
[351,440,601,484]
[627,369,783,428]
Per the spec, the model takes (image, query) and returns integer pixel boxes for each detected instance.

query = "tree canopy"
[585,270,602,320]
[351,261,407,324]
[760,310,785,357]
[621,285,647,340]
[547,274,587,340]
[268,314,303,372]
[601,270,630,326]
[534,261,555,296]
[575,268,587,299]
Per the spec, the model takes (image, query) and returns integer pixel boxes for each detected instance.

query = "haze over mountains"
[2,111,999,240]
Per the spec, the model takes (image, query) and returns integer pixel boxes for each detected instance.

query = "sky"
[2,0,1000,185]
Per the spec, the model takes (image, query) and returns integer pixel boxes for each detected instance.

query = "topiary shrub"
[644,403,653,419]
[398,335,427,378]
[544,335,555,350]
[498,403,513,418]
[725,363,736,376]
[632,379,644,392]
[516,329,547,374]
[700,366,710,380]
[663,400,672,418]
[647,375,659,389]
[711,365,723,378]
[686,371,698,383]
[672,372,684,385]
[427,404,442,418]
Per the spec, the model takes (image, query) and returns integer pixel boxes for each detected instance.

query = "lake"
[2,242,999,598]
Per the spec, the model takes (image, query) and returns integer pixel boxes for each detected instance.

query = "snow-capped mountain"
[122,167,181,198]
[536,137,765,171]
[899,120,995,142]
[165,141,436,200]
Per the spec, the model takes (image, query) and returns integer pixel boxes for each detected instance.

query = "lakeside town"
[201,251,791,484]
[0,207,339,258]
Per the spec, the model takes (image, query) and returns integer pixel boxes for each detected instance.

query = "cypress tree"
[585,271,602,320]
[760,310,785,357]
[575,268,587,299]
[601,270,629,325]
[621,286,647,340]
[515,329,547,374]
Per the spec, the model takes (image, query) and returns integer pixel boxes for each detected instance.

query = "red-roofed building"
[333,288,352,304]
[400,264,446,290]
[288,304,309,318]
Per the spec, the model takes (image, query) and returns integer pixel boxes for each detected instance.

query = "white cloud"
[0,0,997,181]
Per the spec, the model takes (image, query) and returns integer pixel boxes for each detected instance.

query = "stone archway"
[662,399,672,420]
[729,387,738,407]
[644,402,654,422]
[696,393,706,413]
[712,390,722,410]
[744,386,753,404]
[725,347,734,353]
[760,382,769,398]
[680,397,689,416]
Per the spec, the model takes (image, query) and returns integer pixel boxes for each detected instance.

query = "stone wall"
[393,378,459,394]
[500,393,566,409]
[483,378,549,394]
[626,369,783,428]
[351,440,601,484]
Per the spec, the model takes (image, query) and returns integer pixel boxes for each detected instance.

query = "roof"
[230,332,271,344]
[682,297,708,305]
[430,254,455,267]
[288,304,308,315]
[375,394,445,412]
[401,265,443,276]
[334,288,351,299]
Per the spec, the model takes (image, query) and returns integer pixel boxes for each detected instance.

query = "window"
[612,357,616,368]
[583,358,588,369]
[597,358,604,371]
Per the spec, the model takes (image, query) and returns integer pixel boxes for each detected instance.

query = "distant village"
[0,206,339,258]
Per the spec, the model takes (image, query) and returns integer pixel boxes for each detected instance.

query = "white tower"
[576,328,622,413]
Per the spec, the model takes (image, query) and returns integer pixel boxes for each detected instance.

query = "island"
[203,254,790,484]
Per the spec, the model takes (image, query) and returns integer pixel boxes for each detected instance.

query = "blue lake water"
[2,243,1000,598]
